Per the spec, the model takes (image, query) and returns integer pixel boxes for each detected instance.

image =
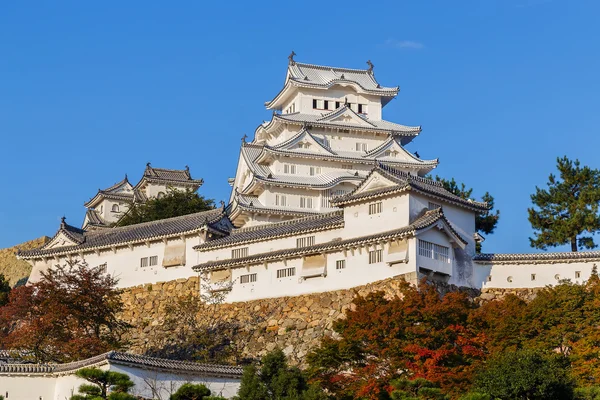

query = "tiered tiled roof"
[18,208,228,259]
[196,211,344,251]
[266,58,399,109]
[331,164,490,212]
[253,128,437,172]
[83,209,108,229]
[135,163,204,189]
[262,109,421,144]
[230,193,320,219]
[0,351,243,378]
[194,208,464,271]
[240,143,366,191]
[84,176,134,208]
[473,251,600,264]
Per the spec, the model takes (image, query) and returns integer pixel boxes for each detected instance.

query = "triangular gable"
[317,106,375,127]
[366,138,432,164]
[416,217,467,249]
[272,128,336,155]
[351,169,403,196]
[105,181,133,195]
[43,231,81,250]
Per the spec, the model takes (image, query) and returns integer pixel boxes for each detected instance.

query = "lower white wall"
[477,260,598,289]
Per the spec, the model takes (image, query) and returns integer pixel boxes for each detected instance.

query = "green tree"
[474,349,574,400]
[70,367,136,400]
[0,273,10,307]
[389,377,448,400]
[170,383,215,400]
[529,156,600,252]
[235,349,327,400]
[116,188,215,227]
[433,176,500,251]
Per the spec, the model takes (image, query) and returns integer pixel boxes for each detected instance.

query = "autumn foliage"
[307,272,600,399]
[0,260,127,363]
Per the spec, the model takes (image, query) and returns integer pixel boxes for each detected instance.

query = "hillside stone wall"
[119,276,483,365]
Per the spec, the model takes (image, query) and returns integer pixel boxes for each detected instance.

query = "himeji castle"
[18,54,600,302]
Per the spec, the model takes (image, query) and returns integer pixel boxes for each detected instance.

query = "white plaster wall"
[220,242,414,302]
[111,365,240,399]
[416,228,455,277]
[343,193,410,236]
[480,261,598,289]
[0,375,56,400]
[290,87,383,120]
[29,234,205,289]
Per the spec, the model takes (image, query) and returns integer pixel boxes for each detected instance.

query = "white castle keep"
[18,55,600,301]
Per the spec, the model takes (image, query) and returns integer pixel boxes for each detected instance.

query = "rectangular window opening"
[276,267,296,279]
[296,236,316,248]
[232,247,249,259]
[369,249,383,264]
[418,239,451,263]
[240,273,257,284]
[336,260,346,270]
[368,202,383,215]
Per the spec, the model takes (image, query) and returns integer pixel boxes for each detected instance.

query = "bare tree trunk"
[571,237,578,252]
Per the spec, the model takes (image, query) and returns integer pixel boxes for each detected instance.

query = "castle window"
[418,239,451,263]
[335,101,341,109]
[358,104,367,114]
[232,247,249,259]
[283,164,296,174]
[368,202,382,215]
[157,192,165,199]
[309,166,321,176]
[531,273,536,281]
[312,99,318,109]
[428,202,441,210]
[355,142,368,152]
[149,256,158,266]
[323,100,329,110]
[336,260,346,270]
[111,204,119,212]
[277,267,296,279]
[239,273,257,284]
[275,194,287,207]
[368,249,383,264]
[341,164,353,170]
[299,197,313,209]
[576,271,581,279]
[296,236,315,248]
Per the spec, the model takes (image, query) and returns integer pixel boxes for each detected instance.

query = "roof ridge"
[231,210,343,234]
[294,61,371,74]
[90,207,223,236]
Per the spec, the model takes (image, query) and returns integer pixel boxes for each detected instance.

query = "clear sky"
[1,0,598,254]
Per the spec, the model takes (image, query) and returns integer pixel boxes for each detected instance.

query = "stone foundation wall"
[118,277,531,365]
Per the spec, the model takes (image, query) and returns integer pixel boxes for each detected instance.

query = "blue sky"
[1,0,598,253]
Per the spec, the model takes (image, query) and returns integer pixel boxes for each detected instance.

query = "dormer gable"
[272,127,336,155]
[351,169,403,196]
[42,218,85,250]
[318,106,375,127]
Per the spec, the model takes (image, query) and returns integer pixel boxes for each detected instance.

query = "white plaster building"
[0,351,242,400]
[83,163,203,229]
[18,54,600,300]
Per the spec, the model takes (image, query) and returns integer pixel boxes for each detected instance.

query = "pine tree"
[528,156,600,252]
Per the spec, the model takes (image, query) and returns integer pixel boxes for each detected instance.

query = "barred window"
[368,249,383,264]
[299,197,313,209]
[355,142,368,152]
[368,202,382,215]
[149,256,158,266]
[275,194,287,206]
[239,273,257,284]
[341,164,353,170]
[296,236,315,248]
[336,260,346,270]
[309,166,321,176]
[276,267,296,279]
[232,247,249,259]
[283,164,296,174]
[418,239,451,263]
[140,257,149,268]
